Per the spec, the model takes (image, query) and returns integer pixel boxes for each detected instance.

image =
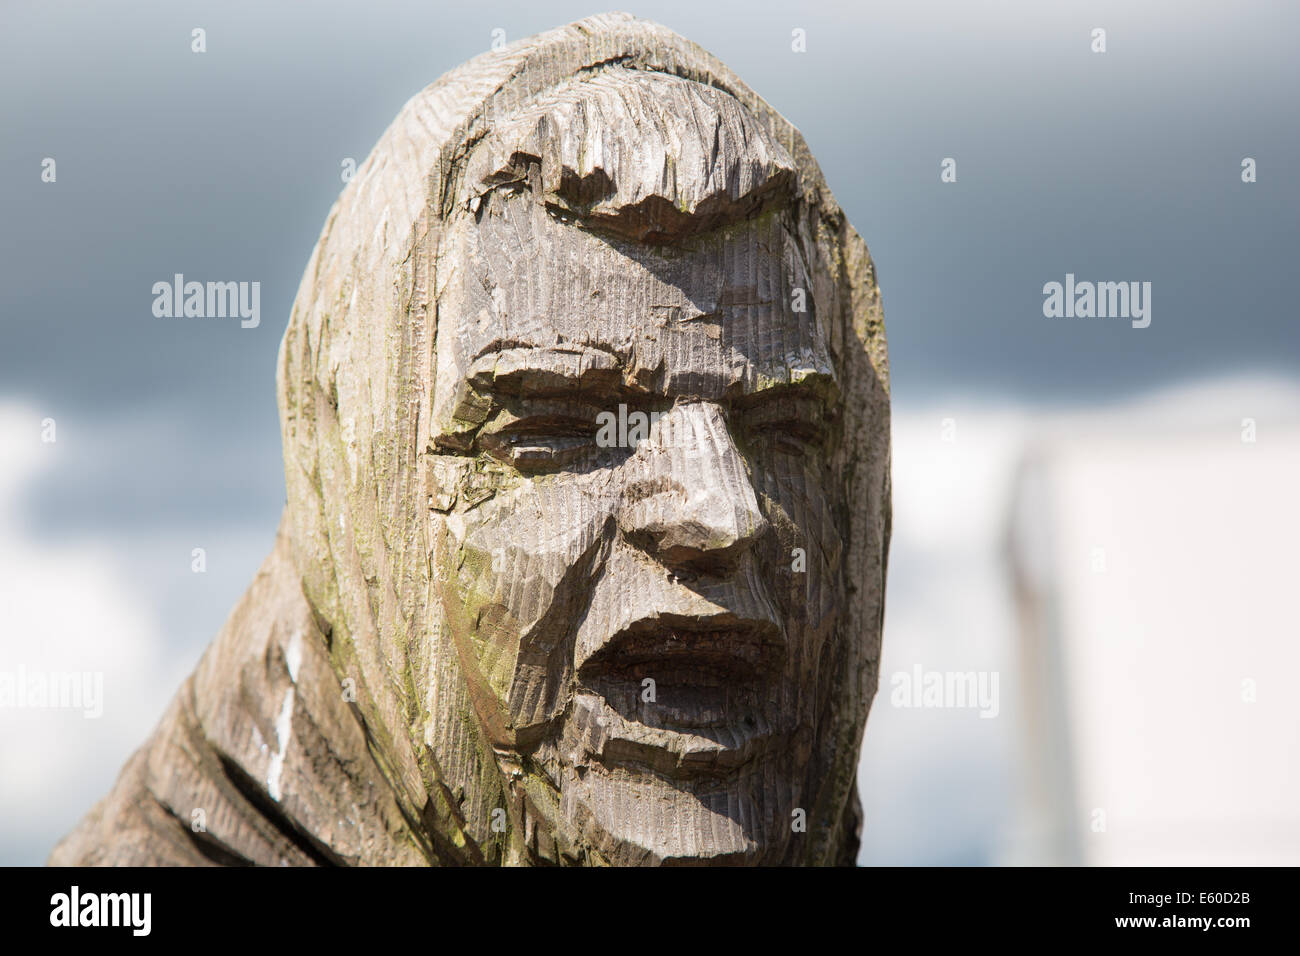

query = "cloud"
[0,402,185,862]
[857,373,1300,865]
[0,400,275,864]
[857,403,1027,864]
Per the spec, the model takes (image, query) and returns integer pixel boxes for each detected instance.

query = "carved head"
[277,14,889,865]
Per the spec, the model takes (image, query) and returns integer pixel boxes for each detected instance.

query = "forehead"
[432,192,836,418]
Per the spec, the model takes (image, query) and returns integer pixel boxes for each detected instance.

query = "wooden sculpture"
[51,12,890,866]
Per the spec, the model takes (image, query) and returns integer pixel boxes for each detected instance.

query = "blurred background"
[2,0,1297,865]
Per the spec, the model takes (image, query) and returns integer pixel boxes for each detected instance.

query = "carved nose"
[618,402,769,575]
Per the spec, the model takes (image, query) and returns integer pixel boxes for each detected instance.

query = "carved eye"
[735,398,829,458]
[479,418,598,472]
[757,424,824,457]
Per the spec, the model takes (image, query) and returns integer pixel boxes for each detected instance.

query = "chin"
[558,761,789,865]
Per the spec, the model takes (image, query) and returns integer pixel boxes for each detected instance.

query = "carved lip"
[576,613,785,688]
[572,613,786,773]
[570,689,784,778]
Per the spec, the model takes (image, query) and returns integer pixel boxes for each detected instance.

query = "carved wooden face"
[424,72,852,863]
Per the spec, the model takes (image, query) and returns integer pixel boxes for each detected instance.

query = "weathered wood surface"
[51,12,890,866]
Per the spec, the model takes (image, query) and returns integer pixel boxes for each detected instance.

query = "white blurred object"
[1004,385,1300,865]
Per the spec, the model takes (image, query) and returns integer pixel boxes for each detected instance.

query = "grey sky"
[4,1,1296,427]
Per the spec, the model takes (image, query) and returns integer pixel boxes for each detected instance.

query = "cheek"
[751,453,844,640]
[443,472,617,718]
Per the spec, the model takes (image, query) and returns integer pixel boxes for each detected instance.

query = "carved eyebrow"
[464,345,626,398]
[736,371,840,411]
[460,344,839,408]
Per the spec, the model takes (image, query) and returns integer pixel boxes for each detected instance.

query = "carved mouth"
[579,616,783,689]
[572,615,785,773]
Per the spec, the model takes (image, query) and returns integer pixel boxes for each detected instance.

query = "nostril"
[620,490,770,576]
[635,534,756,579]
